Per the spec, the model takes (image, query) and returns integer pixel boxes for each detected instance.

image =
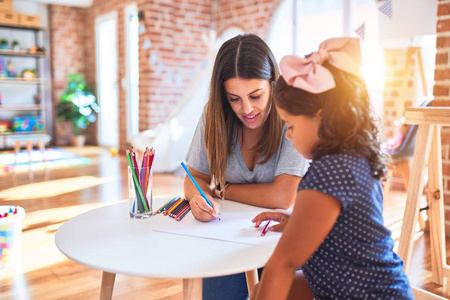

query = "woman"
[184,33,308,300]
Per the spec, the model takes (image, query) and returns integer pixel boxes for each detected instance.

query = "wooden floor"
[0,146,449,299]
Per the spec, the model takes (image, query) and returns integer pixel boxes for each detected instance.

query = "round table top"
[55,198,280,279]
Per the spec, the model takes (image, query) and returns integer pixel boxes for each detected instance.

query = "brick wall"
[48,0,282,149]
[215,0,282,38]
[434,1,450,233]
[138,0,212,131]
[382,48,417,139]
[49,5,89,144]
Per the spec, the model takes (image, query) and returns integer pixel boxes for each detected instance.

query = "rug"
[0,148,91,174]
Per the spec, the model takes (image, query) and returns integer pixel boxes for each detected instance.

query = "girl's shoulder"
[314,153,367,166]
[310,153,370,176]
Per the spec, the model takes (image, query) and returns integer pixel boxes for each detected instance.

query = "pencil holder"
[0,206,25,268]
[128,166,153,218]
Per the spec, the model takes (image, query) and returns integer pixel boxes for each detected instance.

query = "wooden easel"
[393,47,428,122]
[383,47,429,229]
[398,107,450,300]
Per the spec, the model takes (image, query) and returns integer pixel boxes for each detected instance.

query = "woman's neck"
[238,125,264,171]
[240,125,264,150]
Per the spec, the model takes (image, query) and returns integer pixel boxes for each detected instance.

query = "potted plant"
[56,73,100,147]
[0,39,8,50]
[11,40,20,51]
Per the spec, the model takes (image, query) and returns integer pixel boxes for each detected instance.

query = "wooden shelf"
[0,105,44,111]
[0,49,45,57]
[0,130,47,136]
[0,78,45,84]
[0,24,43,31]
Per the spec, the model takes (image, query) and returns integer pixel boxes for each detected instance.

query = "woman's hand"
[190,194,221,222]
[252,212,290,232]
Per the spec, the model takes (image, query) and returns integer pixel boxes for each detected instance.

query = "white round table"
[55,198,281,299]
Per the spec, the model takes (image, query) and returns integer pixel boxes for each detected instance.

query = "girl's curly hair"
[274,61,388,180]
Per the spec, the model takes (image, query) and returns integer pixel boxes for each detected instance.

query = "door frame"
[95,10,119,147]
[124,3,139,143]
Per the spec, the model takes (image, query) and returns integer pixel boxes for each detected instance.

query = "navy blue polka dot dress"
[299,153,413,299]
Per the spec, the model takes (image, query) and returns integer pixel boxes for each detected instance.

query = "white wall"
[379,0,437,46]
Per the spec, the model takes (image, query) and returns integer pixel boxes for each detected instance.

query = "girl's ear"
[315,109,323,120]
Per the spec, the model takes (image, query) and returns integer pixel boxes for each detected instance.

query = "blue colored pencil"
[180,162,213,208]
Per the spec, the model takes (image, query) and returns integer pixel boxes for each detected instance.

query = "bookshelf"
[0,24,51,148]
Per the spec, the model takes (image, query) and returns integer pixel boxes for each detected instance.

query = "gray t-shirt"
[185,113,308,184]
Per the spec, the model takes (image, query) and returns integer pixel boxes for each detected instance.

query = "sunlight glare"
[0,176,113,201]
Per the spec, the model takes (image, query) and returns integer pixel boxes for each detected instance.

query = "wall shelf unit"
[0,23,52,148]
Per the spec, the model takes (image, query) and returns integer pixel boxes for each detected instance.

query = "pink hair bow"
[280,37,361,94]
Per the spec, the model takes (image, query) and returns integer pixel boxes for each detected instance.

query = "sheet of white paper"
[152,198,283,248]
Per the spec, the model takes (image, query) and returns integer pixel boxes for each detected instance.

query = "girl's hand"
[190,194,220,222]
[252,212,290,232]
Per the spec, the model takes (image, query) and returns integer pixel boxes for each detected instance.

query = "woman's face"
[276,106,321,159]
[223,78,271,130]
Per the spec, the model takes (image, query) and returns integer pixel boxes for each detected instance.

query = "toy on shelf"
[29,45,45,54]
[6,60,15,78]
[12,116,43,132]
[22,69,36,80]
[11,40,20,51]
[0,121,11,133]
[0,39,7,50]
[0,58,6,78]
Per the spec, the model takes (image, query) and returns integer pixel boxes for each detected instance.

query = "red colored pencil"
[176,206,191,221]
[261,220,271,236]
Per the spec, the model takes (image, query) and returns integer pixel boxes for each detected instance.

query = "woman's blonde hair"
[205,33,282,189]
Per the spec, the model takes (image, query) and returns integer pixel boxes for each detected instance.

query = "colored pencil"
[127,150,142,212]
[140,148,148,192]
[261,220,271,236]
[154,196,180,215]
[164,198,183,215]
[170,199,189,217]
[176,206,191,221]
[163,198,180,214]
[175,202,190,218]
[168,198,184,213]
[180,162,213,207]
[140,149,151,209]
[126,149,149,212]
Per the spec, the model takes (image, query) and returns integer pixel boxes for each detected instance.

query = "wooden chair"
[398,107,449,300]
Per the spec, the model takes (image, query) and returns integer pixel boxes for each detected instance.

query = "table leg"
[183,278,202,300]
[26,141,34,179]
[37,140,47,171]
[26,141,32,165]
[100,272,116,300]
[14,141,20,170]
[245,269,259,295]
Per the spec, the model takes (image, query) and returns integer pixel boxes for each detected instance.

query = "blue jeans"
[202,269,263,300]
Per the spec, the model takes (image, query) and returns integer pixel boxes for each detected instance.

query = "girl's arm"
[183,166,220,221]
[253,189,341,300]
[222,174,301,209]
